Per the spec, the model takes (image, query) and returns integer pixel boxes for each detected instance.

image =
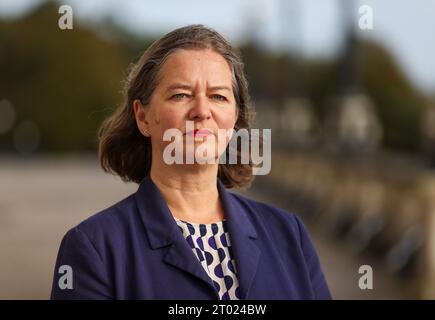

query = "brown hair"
[98,24,256,189]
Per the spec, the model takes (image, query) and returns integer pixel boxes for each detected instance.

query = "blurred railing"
[251,99,435,298]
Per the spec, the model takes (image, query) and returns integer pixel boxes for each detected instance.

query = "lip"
[185,128,213,138]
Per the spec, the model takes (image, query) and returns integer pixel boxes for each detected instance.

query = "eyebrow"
[165,83,232,93]
[165,84,192,92]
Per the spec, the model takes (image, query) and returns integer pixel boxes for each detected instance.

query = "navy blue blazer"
[51,175,332,300]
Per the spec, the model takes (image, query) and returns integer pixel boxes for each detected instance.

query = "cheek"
[216,108,238,129]
[154,108,186,133]
[148,93,181,127]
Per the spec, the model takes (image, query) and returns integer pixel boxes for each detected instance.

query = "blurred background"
[1,0,435,299]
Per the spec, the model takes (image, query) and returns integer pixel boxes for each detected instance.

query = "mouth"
[185,128,213,139]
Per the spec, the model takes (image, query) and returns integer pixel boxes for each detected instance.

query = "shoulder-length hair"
[98,24,256,189]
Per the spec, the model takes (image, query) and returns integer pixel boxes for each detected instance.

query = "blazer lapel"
[135,175,219,298]
[217,180,261,299]
[135,175,260,300]
[162,234,220,299]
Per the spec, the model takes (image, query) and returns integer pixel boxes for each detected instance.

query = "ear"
[133,99,151,137]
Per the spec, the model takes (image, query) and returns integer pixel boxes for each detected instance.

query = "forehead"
[157,49,233,86]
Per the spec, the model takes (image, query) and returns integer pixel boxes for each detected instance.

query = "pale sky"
[1,0,434,95]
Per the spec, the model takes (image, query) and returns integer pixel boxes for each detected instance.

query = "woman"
[51,25,332,300]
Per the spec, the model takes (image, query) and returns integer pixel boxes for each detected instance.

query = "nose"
[188,95,211,121]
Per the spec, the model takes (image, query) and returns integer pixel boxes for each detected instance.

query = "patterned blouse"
[174,217,241,300]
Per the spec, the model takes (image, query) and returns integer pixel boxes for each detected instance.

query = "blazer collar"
[134,175,258,247]
[134,175,260,299]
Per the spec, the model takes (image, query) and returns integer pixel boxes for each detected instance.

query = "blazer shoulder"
[229,192,327,281]
[69,192,138,240]
[228,191,302,233]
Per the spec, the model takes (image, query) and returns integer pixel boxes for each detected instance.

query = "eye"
[211,94,227,102]
[171,93,190,100]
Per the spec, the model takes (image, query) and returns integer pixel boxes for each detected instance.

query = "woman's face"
[135,48,238,165]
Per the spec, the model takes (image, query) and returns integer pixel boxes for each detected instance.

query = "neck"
[150,160,225,224]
